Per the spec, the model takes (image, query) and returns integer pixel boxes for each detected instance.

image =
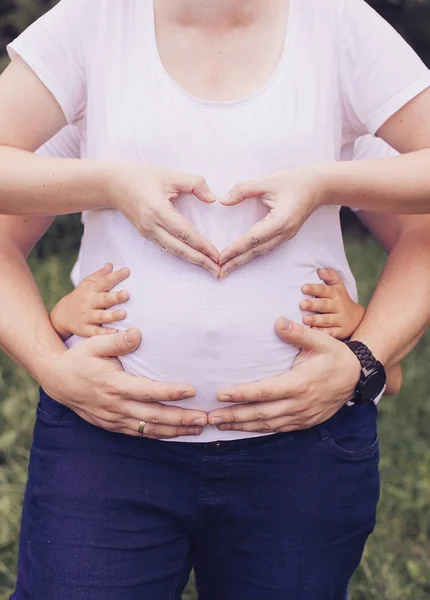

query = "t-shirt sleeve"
[36,125,81,158]
[7,0,88,125]
[340,0,430,137]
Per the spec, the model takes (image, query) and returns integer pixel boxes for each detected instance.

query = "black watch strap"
[345,341,377,371]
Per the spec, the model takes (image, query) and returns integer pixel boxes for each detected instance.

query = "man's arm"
[208,212,430,431]
[351,212,430,368]
[0,214,208,437]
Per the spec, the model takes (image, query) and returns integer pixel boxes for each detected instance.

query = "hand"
[41,328,208,439]
[218,166,325,278]
[300,268,365,339]
[208,318,361,433]
[110,165,220,277]
[50,263,131,340]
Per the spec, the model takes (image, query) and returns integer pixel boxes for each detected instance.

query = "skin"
[0,0,430,435]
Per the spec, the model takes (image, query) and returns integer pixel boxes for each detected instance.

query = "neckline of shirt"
[147,0,297,110]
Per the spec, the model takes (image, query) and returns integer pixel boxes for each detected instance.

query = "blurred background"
[0,1,430,599]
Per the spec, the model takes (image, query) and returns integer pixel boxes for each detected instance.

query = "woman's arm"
[0,58,219,272]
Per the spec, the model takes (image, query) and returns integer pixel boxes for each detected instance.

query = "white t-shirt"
[14,0,430,442]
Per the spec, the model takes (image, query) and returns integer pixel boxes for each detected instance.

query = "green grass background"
[0,226,429,599]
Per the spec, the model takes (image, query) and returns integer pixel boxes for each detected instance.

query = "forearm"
[351,226,430,368]
[0,241,66,384]
[320,149,430,214]
[0,147,114,215]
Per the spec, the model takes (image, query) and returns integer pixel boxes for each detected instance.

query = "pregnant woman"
[1,0,430,598]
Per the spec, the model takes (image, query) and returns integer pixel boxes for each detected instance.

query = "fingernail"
[219,395,232,402]
[207,191,217,202]
[280,318,290,331]
[189,428,202,435]
[124,329,134,344]
[211,269,220,279]
[193,418,205,426]
[302,285,310,293]
[119,290,129,301]
[180,389,195,399]
[211,417,223,425]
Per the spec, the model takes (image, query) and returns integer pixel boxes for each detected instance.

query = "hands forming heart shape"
[112,164,326,279]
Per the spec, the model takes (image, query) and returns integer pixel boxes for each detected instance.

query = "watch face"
[361,367,387,403]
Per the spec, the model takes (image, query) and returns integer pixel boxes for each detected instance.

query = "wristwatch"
[345,341,387,405]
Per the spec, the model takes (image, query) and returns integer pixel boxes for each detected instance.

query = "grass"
[0,231,429,599]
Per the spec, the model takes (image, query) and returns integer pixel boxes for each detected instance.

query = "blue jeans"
[12,389,379,600]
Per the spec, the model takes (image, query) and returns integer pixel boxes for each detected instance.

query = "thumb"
[221,179,266,206]
[318,268,341,286]
[275,318,331,352]
[174,172,217,204]
[85,327,142,358]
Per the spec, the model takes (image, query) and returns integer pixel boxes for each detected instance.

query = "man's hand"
[41,328,208,438]
[208,318,361,433]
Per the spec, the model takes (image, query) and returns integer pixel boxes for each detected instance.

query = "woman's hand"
[300,268,366,339]
[110,165,221,278]
[218,166,326,278]
[41,328,208,439]
[50,263,131,340]
[208,318,361,433]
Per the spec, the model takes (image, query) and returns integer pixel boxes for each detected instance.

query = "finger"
[97,267,131,292]
[83,325,118,337]
[120,400,208,428]
[275,317,332,352]
[219,233,286,279]
[122,421,203,438]
[113,371,196,403]
[94,267,130,293]
[96,289,130,309]
[84,262,113,282]
[302,313,339,328]
[160,209,220,263]
[209,399,293,426]
[318,267,341,286]
[299,297,336,314]
[220,179,267,206]
[301,283,334,299]
[84,327,142,357]
[172,173,217,204]
[218,407,338,433]
[216,373,303,404]
[155,227,220,278]
[91,309,127,325]
[219,212,282,265]
[73,408,202,438]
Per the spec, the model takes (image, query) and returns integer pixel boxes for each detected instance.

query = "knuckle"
[255,411,268,421]
[261,420,274,431]
[145,423,157,437]
[174,246,186,258]
[250,236,261,248]
[177,229,189,243]
[257,388,271,401]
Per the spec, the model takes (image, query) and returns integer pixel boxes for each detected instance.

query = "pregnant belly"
[101,252,321,413]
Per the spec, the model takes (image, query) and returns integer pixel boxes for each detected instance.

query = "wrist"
[50,303,71,341]
[312,162,343,208]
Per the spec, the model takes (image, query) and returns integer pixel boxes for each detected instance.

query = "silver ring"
[138,420,146,436]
